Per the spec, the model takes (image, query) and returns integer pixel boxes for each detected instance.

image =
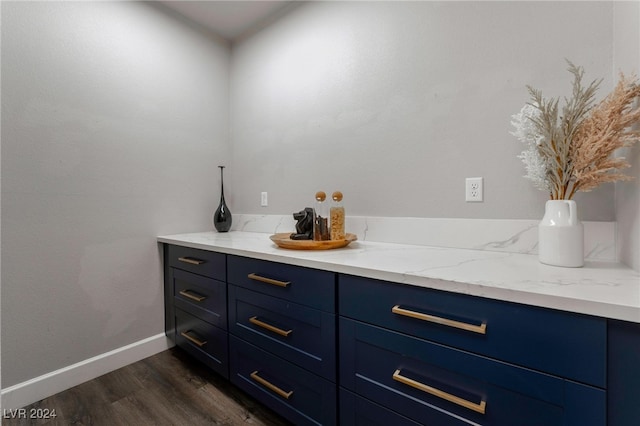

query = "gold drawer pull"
[392,305,487,335]
[249,316,293,337]
[247,273,290,288]
[178,256,206,265]
[393,369,486,414]
[179,290,207,302]
[180,331,207,347]
[250,371,293,399]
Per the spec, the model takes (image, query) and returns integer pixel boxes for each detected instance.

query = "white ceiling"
[159,1,294,41]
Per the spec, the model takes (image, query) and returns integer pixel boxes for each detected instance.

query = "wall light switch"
[261,192,268,207]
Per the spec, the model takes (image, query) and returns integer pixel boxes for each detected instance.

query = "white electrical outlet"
[261,192,268,207]
[465,177,483,202]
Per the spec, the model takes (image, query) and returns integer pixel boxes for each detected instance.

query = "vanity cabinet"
[164,245,229,378]
[227,255,338,425]
[339,389,423,425]
[161,241,639,426]
[339,274,606,425]
[608,320,640,425]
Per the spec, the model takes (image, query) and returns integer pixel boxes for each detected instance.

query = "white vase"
[538,200,584,267]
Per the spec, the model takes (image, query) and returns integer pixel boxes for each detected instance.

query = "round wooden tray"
[269,233,357,250]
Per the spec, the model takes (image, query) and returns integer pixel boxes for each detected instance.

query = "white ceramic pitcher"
[538,200,584,267]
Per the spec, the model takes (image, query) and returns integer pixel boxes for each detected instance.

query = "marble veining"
[472,224,537,252]
[158,230,640,323]
[230,214,616,261]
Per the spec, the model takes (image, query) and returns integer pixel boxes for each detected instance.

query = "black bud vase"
[214,166,232,232]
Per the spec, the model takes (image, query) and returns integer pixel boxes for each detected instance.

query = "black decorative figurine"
[290,207,314,240]
[214,166,232,232]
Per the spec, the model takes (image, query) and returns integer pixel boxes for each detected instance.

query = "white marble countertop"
[158,231,640,323]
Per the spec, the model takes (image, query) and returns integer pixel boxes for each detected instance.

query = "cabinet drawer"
[608,320,640,426]
[229,336,337,426]
[229,285,336,380]
[175,308,228,378]
[340,318,605,426]
[167,245,226,280]
[228,255,335,311]
[173,268,227,329]
[339,274,606,387]
[339,389,422,426]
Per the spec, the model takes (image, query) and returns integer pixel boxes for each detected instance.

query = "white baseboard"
[1,333,173,410]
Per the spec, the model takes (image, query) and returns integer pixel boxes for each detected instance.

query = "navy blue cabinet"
[230,336,337,425]
[174,268,227,329]
[608,320,640,426]
[340,274,606,388]
[229,284,336,380]
[162,243,637,426]
[175,308,228,377]
[167,244,226,280]
[227,255,335,311]
[164,245,229,378]
[227,255,337,425]
[339,389,422,426]
[338,274,606,426]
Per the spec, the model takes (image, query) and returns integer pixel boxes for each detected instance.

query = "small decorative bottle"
[313,191,330,241]
[330,191,345,240]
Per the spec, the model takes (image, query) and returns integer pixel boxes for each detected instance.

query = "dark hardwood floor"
[3,347,292,425]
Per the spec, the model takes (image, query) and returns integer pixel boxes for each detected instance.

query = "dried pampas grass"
[512,62,640,200]
[569,73,640,198]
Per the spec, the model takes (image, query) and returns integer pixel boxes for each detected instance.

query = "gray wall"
[230,1,615,220]
[614,1,640,271]
[1,1,230,387]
